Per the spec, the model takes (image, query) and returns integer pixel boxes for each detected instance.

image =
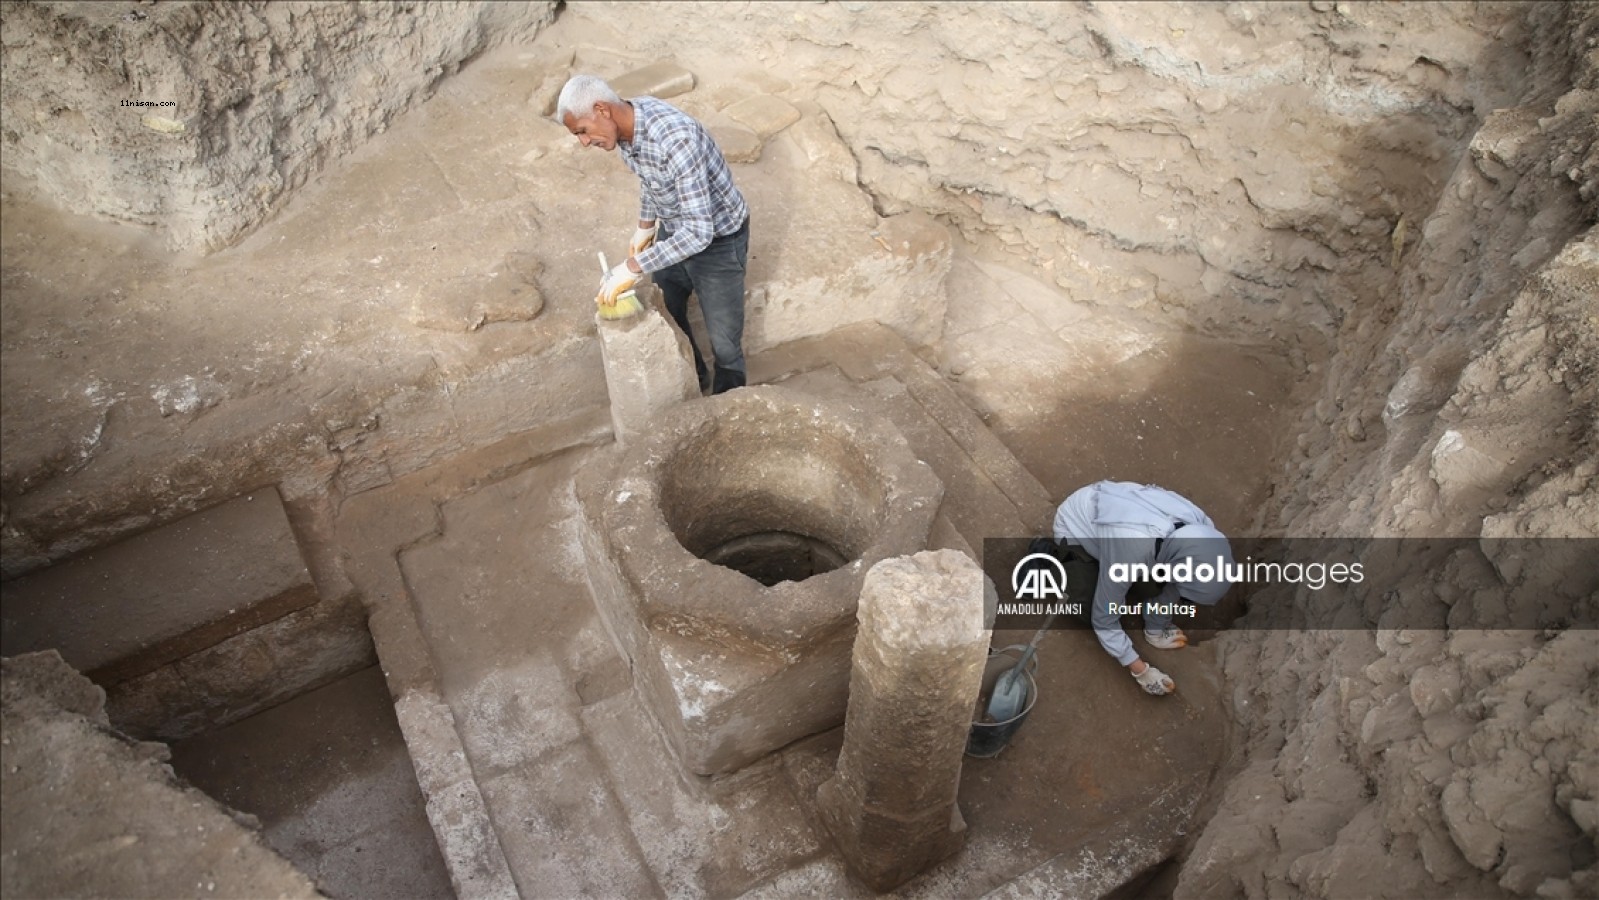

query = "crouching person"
[1051,481,1236,696]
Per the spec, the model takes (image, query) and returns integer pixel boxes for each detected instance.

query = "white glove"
[1133,664,1175,696]
[596,262,640,308]
[630,222,658,257]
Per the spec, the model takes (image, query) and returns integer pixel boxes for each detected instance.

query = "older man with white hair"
[1052,480,1237,696]
[555,73,751,394]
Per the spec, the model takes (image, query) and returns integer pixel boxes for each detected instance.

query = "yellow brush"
[596,251,645,320]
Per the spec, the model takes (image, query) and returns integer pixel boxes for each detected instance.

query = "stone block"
[611,61,696,100]
[744,205,954,355]
[407,260,545,333]
[785,100,859,183]
[582,691,823,896]
[643,630,853,776]
[478,743,657,897]
[596,303,700,448]
[816,550,986,892]
[0,487,320,685]
[702,110,764,163]
[393,691,520,900]
[724,94,802,140]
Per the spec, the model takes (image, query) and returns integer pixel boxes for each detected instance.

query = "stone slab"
[397,449,600,692]
[0,487,319,685]
[773,367,1039,548]
[393,691,519,900]
[105,589,375,742]
[450,653,584,782]
[751,323,1057,536]
[478,742,658,898]
[724,94,802,140]
[704,111,765,163]
[611,61,696,100]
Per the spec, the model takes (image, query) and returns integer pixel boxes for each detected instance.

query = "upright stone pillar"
[595,294,699,447]
[817,549,987,892]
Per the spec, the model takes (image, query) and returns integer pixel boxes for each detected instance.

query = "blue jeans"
[653,218,749,394]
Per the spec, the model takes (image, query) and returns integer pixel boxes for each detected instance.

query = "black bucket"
[966,644,1038,758]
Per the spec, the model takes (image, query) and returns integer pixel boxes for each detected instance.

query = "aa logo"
[1012,552,1067,601]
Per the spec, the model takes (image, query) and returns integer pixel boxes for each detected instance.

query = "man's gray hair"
[554,74,622,124]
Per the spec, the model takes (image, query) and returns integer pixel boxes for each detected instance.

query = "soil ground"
[939,236,1299,528]
[168,665,453,900]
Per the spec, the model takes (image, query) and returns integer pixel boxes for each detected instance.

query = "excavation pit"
[577,385,944,775]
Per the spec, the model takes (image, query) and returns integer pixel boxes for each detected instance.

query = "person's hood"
[1164,522,1235,605]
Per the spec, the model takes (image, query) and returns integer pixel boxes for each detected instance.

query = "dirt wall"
[1179,4,1599,897]
[572,0,1532,349]
[0,0,557,252]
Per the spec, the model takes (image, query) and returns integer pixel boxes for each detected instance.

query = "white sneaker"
[1144,626,1188,650]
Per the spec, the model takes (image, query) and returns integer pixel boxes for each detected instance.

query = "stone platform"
[333,323,1228,898]
[575,384,945,776]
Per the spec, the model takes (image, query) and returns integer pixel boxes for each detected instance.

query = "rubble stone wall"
[0,0,558,252]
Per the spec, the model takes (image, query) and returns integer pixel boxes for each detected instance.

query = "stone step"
[0,488,319,686]
[334,411,614,900]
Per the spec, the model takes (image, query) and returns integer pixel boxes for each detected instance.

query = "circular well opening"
[700,531,850,587]
[658,412,887,587]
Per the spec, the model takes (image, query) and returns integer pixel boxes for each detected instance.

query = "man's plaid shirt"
[620,97,749,272]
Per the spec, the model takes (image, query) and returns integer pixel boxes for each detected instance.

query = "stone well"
[575,385,943,776]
